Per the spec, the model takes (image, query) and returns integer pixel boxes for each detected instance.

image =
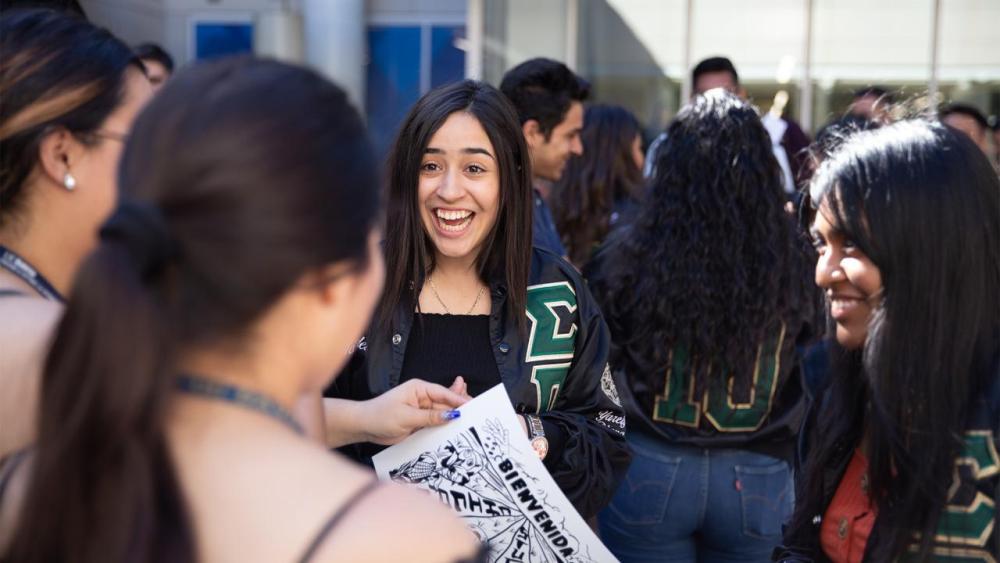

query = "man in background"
[847,86,893,122]
[134,43,174,91]
[940,103,992,156]
[645,57,811,196]
[500,58,589,257]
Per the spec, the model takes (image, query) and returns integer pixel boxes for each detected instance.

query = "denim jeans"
[598,431,794,562]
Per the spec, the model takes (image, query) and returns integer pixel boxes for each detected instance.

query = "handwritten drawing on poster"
[373,385,618,563]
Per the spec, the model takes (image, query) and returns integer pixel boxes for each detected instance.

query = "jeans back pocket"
[734,459,794,539]
[606,441,682,526]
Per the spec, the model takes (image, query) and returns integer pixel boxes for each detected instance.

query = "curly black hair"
[587,90,816,398]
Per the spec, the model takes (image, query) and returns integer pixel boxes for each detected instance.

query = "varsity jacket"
[586,235,824,462]
[774,358,1000,562]
[611,314,818,463]
[326,246,632,519]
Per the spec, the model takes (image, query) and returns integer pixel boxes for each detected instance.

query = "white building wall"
[598,0,999,83]
[84,0,172,53]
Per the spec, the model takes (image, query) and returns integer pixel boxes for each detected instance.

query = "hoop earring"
[63,172,77,191]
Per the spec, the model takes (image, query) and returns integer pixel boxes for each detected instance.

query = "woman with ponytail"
[0,57,482,562]
[0,8,153,457]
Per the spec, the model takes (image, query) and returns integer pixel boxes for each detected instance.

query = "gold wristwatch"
[524,414,549,460]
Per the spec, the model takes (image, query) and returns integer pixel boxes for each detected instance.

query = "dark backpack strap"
[297,479,381,563]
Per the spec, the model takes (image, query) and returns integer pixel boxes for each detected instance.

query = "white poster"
[373,385,619,563]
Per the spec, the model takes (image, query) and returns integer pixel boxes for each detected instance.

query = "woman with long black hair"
[588,90,821,561]
[327,79,631,520]
[775,120,1000,562]
[0,57,481,562]
[550,104,644,267]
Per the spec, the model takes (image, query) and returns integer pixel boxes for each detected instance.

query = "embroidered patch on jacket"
[525,282,578,412]
[597,410,626,436]
[348,336,367,355]
[600,364,622,407]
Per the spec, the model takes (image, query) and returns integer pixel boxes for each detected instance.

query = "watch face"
[531,436,549,460]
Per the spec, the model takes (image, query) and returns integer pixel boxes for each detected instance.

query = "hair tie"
[100,199,177,279]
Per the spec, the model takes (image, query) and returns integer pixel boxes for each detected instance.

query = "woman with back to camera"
[327,79,631,520]
[775,121,999,562]
[550,104,645,267]
[587,90,822,562]
[0,8,153,457]
[0,57,482,562]
[0,9,458,459]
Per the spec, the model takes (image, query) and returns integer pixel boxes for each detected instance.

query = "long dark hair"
[588,90,815,400]
[551,104,643,265]
[378,79,532,334]
[790,120,1000,561]
[0,8,140,227]
[6,57,379,562]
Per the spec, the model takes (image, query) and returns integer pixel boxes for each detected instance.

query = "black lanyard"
[0,245,64,303]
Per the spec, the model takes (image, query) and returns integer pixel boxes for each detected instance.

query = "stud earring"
[63,172,77,191]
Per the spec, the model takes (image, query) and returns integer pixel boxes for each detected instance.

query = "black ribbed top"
[400,313,501,397]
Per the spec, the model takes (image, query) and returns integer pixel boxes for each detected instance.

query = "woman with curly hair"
[550,104,644,267]
[587,90,822,561]
[775,120,999,562]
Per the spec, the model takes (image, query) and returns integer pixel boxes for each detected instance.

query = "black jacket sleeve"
[537,280,632,519]
[323,339,378,462]
[323,337,372,401]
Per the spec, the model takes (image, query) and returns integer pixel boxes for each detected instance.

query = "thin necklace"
[426,277,486,315]
[175,374,304,435]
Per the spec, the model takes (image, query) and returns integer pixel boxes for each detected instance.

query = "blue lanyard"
[175,374,304,436]
[0,245,64,303]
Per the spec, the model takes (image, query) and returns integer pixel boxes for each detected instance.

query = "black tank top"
[400,313,500,397]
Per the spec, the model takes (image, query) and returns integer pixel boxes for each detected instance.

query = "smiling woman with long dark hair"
[327,79,631,521]
[587,90,821,561]
[776,120,1000,562]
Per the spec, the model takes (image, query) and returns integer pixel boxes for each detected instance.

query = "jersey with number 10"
[619,316,817,461]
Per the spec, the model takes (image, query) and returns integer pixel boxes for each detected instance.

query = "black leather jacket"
[327,247,632,519]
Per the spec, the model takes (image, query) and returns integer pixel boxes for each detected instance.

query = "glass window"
[579,0,683,142]
[430,25,467,88]
[194,22,254,60]
[469,0,998,139]
[366,26,422,156]
[482,0,570,85]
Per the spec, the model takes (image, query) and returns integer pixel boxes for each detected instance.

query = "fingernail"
[443,410,461,420]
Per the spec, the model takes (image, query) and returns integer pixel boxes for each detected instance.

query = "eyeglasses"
[92,129,129,143]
